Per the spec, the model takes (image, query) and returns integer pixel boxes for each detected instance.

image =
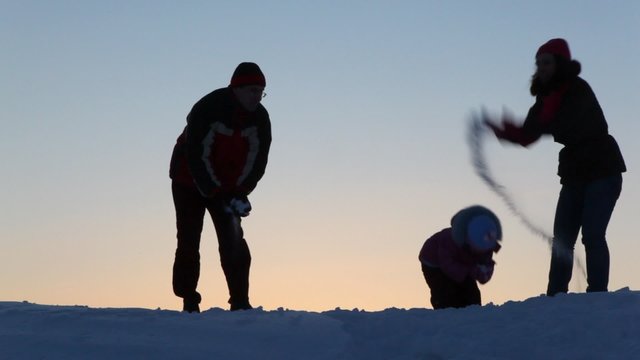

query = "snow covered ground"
[2,289,639,359]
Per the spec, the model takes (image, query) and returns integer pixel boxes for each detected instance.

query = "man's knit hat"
[230,62,266,87]
[536,38,571,60]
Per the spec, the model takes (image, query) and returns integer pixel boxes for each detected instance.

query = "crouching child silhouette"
[419,205,502,309]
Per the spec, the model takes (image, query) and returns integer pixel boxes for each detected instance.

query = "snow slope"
[1,289,639,359]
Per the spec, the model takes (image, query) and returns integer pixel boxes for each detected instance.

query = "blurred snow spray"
[466,111,586,283]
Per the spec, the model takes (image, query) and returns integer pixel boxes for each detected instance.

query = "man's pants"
[172,182,251,306]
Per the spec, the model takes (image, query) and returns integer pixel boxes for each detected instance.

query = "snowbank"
[2,289,639,359]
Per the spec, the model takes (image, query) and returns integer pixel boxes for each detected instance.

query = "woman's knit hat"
[536,38,571,60]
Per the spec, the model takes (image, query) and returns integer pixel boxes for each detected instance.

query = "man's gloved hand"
[227,196,252,217]
[471,263,494,284]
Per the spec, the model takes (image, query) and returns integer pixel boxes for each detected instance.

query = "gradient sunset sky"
[2,1,638,311]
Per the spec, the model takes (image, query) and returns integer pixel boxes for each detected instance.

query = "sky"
[2,290,640,359]
[1,1,639,312]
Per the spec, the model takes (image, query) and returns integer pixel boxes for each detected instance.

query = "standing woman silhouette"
[485,38,626,295]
